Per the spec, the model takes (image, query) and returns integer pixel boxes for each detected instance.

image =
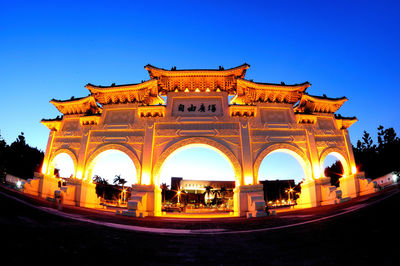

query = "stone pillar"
[41,131,56,175]
[298,177,345,208]
[297,180,322,208]
[305,129,322,179]
[235,184,266,217]
[38,173,59,199]
[141,123,155,185]
[239,120,254,185]
[75,128,91,180]
[342,129,357,174]
[125,122,158,217]
[296,129,326,208]
[340,174,360,198]
[75,180,100,208]
[123,184,160,217]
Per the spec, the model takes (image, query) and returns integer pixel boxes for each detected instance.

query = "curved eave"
[41,119,62,131]
[335,117,358,129]
[85,79,158,94]
[237,79,311,92]
[144,63,250,79]
[301,94,348,104]
[295,94,348,113]
[232,79,309,105]
[50,95,100,115]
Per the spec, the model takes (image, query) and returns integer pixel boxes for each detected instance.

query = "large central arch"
[152,137,242,186]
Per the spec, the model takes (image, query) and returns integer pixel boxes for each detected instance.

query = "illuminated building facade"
[27,64,377,217]
[180,180,235,194]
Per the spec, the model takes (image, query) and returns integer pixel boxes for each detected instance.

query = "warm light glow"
[352,165,357,174]
[313,164,322,179]
[205,88,210,92]
[195,88,200,92]
[244,175,253,185]
[321,152,350,177]
[51,153,75,178]
[76,169,83,180]
[141,171,151,185]
[184,88,189,92]
[41,162,48,174]
[163,213,235,218]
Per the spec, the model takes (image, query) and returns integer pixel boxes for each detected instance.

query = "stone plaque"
[172,98,222,117]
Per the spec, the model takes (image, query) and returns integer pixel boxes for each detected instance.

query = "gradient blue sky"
[1,0,399,182]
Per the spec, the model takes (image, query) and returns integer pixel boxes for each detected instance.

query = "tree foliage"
[353,125,400,178]
[324,160,343,187]
[0,132,44,180]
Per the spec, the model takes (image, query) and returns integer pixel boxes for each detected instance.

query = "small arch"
[84,143,141,182]
[254,143,312,183]
[152,137,242,186]
[319,147,350,176]
[48,148,78,177]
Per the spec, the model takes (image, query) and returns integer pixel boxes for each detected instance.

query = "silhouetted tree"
[353,126,400,178]
[160,183,169,204]
[324,160,343,187]
[0,132,44,179]
[113,174,127,188]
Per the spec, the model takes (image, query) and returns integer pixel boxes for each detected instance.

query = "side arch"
[152,137,242,186]
[319,147,350,176]
[253,143,312,183]
[48,148,78,177]
[83,143,141,182]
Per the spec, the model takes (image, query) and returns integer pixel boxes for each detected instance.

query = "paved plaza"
[0,184,398,265]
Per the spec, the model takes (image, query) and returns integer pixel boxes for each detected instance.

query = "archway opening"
[322,153,344,187]
[51,153,75,178]
[158,144,237,216]
[258,150,306,208]
[89,149,138,206]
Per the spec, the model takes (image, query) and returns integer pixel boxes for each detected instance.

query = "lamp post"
[177,190,181,204]
[285,188,294,204]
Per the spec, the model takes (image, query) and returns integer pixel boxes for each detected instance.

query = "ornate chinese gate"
[33,64,375,217]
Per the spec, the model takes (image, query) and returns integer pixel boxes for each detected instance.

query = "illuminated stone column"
[342,129,357,174]
[305,129,322,180]
[75,128,90,180]
[125,121,157,217]
[297,128,326,208]
[338,128,361,199]
[239,120,253,185]
[41,131,56,175]
[74,128,100,207]
[140,122,155,185]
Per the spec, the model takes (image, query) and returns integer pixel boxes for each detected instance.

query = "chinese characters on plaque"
[177,103,217,113]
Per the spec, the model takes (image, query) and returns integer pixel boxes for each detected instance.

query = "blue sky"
[1,0,399,182]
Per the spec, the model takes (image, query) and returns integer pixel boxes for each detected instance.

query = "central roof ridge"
[145,63,250,79]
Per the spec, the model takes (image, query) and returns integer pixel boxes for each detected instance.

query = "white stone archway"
[36,64,369,215]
